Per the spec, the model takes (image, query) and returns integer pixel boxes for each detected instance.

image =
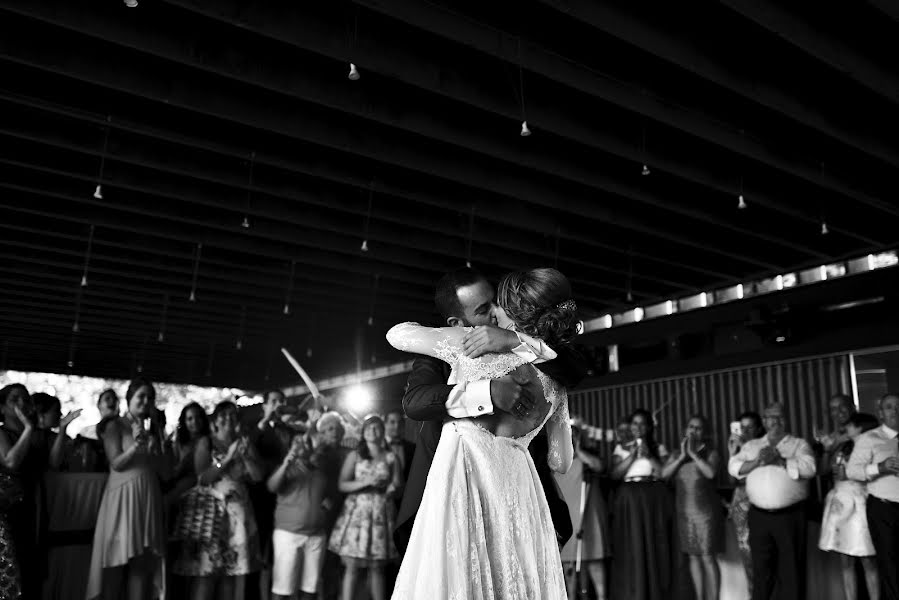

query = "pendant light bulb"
[67,360,74,368]
[72,322,79,333]
[348,63,360,81]
[360,239,369,252]
[626,291,634,303]
[367,316,374,326]
[157,332,164,343]
[93,184,103,200]
[241,216,250,229]
[189,290,196,302]
[306,347,313,358]
[123,0,138,6]
[283,304,290,316]
[465,260,472,268]
[821,221,829,235]
[236,340,243,351]
[641,164,651,176]
[80,275,88,287]
[738,194,747,210]
[520,121,531,137]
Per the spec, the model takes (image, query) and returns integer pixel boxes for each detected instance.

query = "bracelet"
[214,458,223,469]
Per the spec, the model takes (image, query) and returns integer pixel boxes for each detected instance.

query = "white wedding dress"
[386,323,572,600]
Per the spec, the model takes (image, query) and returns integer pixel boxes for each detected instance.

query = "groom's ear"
[446,315,464,328]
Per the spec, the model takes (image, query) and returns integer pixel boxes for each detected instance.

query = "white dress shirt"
[847,424,899,503]
[727,434,816,510]
[613,442,669,479]
[444,331,557,419]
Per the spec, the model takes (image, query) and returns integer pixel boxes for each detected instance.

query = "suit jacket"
[393,344,587,552]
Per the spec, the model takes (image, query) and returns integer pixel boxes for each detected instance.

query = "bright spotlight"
[344,386,372,413]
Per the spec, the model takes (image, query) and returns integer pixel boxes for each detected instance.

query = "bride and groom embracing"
[386,267,588,599]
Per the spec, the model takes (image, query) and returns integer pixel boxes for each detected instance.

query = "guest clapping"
[174,401,263,600]
[329,415,402,600]
[662,415,723,600]
[728,403,815,600]
[32,392,82,471]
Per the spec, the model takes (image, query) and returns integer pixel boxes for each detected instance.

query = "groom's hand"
[490,372,535,418]
[463,326,519,358]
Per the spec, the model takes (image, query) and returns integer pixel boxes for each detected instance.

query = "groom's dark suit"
[393,345,587,552]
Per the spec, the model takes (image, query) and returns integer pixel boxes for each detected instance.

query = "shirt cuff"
[865,463,881,480]
[445,380,493,419]
[512,332,557,364]
[785,458,800,480]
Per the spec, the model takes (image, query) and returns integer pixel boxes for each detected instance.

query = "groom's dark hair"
[434,267,488,321]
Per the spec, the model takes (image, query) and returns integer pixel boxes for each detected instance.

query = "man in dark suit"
[393,267,587,552]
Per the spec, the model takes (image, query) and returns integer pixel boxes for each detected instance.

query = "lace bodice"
[387,322,572,471]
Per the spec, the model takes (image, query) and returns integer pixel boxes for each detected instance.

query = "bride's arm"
[546,397,574,474]
[386,322,466,364]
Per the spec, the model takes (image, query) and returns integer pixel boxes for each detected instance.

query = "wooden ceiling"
[0,0,897,388]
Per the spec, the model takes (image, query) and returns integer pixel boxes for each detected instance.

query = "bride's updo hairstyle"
[497,268,580,347]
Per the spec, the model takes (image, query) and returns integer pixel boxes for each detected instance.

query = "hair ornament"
[556,299,577,311]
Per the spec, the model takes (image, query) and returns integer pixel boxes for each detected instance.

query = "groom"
[393,267,587,552]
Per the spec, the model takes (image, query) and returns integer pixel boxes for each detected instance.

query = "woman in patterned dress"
[329,415,402,600]
[0,383,30,600]
[174,401,263,600]
[662,415,724,600]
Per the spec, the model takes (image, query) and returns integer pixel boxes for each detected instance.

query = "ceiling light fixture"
[361,184,374,252]
[517,38,531,137]
[821,220,829,235]
[737,175,746,209]
[189,242,202,302]
[348,63,360,81]
[93,116,111,200]
[123,0,138,7]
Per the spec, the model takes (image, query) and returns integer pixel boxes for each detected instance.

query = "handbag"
[172,485,227,546]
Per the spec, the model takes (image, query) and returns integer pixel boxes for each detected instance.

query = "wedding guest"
[817,394,857,484]
[329,415,402,600]
[80,389,121,440]
[728,402,816,600]
[251,389,293,600]
[383,409,414,485]
[819,412,880,600]
[32,391,82,470]
[610,408,674,600]
[0,383,33,599]
[268,411,345,600]
[174,401,263,600]
[556,426,609,600]
[662,415,723,600]
[726,411,765,596]
[847,393,899,600]
[87,377,167,600]
[165,403,211,511]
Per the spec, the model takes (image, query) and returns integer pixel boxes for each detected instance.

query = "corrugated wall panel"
[569,354,851,486]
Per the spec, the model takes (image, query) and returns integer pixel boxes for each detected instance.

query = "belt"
[624,476,659,483]
[750,502,803,514]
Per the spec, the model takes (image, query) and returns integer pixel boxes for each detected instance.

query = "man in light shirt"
[847,393,899,600]
[728,402,816,600]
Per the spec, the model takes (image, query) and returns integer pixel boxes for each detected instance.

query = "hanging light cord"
[283,260,296,315]
[517,38,527,121]
[97,116,111,184]
[361,184,373,251]
[80,224,95,287]
[465,206,475,267]
[189,243,203,301]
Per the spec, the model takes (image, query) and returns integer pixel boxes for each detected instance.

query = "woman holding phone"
[87,377,167,600]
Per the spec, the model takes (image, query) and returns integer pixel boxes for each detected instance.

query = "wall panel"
[569,354,851,486]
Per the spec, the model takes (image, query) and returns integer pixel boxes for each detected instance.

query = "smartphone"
[730,421,742,436]
[142,417,152,431]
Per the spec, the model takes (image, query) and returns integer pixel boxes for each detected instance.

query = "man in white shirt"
[847,393,899,600]
[728,402,816,600]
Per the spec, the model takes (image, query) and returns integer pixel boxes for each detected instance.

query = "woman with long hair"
[174,401,263,600]
[329,415,402,600]
[726,411,765,596]
[385,267,578,599]
[0,383,32,600]
[818,412,881,600]
[610,408,674,600]
[87,377,167,600]
[662,415,724,600]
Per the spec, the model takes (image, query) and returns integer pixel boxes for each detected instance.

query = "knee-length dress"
[328,453,398,567]
[173,447,261,577]
[555,457,609,562]
[86,464,166,599]
[672,452,724,555]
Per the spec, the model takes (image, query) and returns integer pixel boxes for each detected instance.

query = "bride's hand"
[462,326,519,358]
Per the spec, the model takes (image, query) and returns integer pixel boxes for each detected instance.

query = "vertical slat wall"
[569,354,850,486]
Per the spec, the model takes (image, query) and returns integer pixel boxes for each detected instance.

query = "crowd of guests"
[0,379,414,600]
[556,393,899,600]
[2,376,898,600]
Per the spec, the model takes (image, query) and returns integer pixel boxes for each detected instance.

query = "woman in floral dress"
[329,415,402,600]
[174,401,263,600]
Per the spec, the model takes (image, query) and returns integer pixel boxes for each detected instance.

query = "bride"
[386,267,578,600]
